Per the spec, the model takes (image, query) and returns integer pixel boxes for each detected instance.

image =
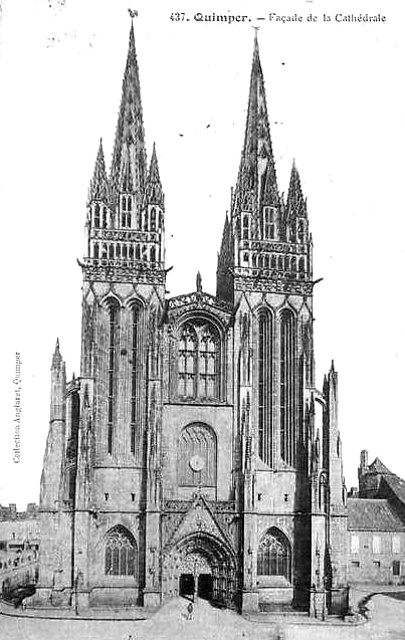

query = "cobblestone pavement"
[1,594,405,640]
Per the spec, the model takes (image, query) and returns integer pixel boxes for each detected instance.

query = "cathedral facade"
[34,27,348,614]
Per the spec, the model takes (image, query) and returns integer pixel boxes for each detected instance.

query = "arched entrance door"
[163,532,236,607]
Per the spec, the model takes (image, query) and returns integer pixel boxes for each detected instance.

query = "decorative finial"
[196,271,202,293]
[128,8,138,22]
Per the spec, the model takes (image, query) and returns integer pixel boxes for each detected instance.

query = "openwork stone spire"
[217,34,313,302]
[235,34,279,215]
[83,25,166,283]
[110,24,147,199]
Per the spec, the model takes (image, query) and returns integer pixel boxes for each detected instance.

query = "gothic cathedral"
[35,27,348,614]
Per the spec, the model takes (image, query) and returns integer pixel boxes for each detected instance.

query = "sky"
[0,0,404,509]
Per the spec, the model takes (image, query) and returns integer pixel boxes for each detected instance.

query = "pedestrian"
[187,600,194,620]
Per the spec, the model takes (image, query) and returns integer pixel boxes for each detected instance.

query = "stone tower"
[216,35,348,613]
[34,28,348,615]
[35,24,166,609]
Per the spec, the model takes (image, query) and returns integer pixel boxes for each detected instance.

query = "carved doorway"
[163,532,237,607]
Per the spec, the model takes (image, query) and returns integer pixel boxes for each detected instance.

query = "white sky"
[0,0,404,509]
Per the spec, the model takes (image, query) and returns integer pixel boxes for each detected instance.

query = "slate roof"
[348,498,405,532]
[383,474,405,506]
[367,457,392,475]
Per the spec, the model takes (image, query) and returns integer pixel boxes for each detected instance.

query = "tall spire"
[89,138,109,202]
[235,35,279,214]
[110,24,147,199]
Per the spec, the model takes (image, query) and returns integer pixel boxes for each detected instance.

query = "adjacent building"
[347,452,405,586]
[0,503,39,596]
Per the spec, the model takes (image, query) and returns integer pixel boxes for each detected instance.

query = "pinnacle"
[146,142,164,207]
[149,143,161,182]
[52,338,63,369]
[89,138,109,201]
[286,160,307,219]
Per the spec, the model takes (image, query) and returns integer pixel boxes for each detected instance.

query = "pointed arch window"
[177,321,220,401]
[130,305,140,456]
[107,300,119,454]
[105,526,138,577]
[280,309,295,466]
[258,311,273,467]
[257,528,291,580]
[178,423,217,486]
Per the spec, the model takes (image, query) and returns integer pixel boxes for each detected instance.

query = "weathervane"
[128,8,139,22]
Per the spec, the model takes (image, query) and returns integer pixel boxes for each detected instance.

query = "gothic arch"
[104,525,138,579]
[125,294,146,310]
[101,293,122,311]
[177,422,217,487]
[163,530,237,606]
[257,527,291,581]
[175,308,227,336]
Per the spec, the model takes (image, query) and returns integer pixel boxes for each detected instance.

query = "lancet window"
[107,301,119,454]
[258,311,273,467]
[130,306,140,455]
[280,309,295,466]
